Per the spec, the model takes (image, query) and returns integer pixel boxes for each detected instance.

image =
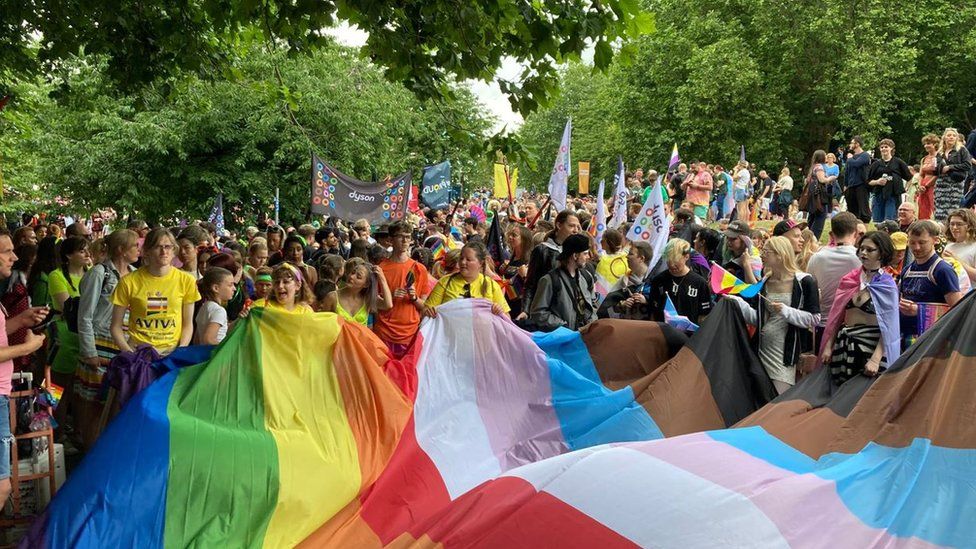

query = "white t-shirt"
[194,301,228,345]
[946,240,976,284]
[806,245,861,326]
[778,176,794,191]
[734,169,751,191]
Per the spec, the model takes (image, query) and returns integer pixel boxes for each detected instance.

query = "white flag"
[609,156,628,229]
[548,118,571,212]
[589,179,607,249]
[626,176,670,269]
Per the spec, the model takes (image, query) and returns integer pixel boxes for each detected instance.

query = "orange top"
[373,258,431,345]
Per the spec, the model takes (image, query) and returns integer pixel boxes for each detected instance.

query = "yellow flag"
[493,163,518,199]
[578,162,590,195]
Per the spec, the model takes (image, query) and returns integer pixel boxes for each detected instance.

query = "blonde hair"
[105,229,138,260]
[341,257,379,313]
[938,128,964,155]
[664,238,690,267]
[764,236,799,275]
[432,249,462,278]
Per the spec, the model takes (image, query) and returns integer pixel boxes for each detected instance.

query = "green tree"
[1,0,651,117]
[2,45,492,225]
[518,63,624,192]
[520,0,976,177]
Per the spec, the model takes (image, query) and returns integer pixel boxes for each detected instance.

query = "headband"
[256,274,273,283]
[279,262,303,283]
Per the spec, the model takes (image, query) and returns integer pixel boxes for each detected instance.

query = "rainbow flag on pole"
[710,261,765,298]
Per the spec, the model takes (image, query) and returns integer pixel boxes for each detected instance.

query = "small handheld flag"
[710,262,765,298]
[664,294,699,332]
[668,143,681,174]
[208,193,225,234]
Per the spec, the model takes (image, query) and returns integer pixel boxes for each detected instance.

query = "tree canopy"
[1,0,651,116]
[1,44,492,224]
[517,0,976,191]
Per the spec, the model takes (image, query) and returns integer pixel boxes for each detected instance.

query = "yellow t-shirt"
[425,274,510,312]
[112,267,201,353]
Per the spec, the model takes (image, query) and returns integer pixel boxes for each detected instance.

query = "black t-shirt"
[866,156,911,199]
[669,173,687,202]
[649,270,713,323]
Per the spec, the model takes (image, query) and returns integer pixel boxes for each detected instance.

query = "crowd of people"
[2,127,976,512]
[665,129,976,236]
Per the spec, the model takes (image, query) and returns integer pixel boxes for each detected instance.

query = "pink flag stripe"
[635,432,940,549]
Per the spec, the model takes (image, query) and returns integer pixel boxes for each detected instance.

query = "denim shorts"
[0,395,11,480]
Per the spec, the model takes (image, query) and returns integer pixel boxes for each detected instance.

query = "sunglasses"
[462,283,472,299]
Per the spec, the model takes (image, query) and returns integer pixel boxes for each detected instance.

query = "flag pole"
[528,196,551,229]
[503,161,527,224]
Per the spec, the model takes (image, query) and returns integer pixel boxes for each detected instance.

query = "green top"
[47,269,84,375]
[336,299,369,326]
[47,269,83,305]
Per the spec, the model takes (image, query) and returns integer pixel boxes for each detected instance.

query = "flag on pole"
[588,179,608,247]
[664,294,699,332]
[578,162,590,195]
[668,143,681,174]
[548,119,571,212]
[274,187,280,225]
[710,262,765,298]
[208,193,225,234]
[485,213,509,265]
[609,156,628,229]
[492,163,518,199]
[625,176,669,270]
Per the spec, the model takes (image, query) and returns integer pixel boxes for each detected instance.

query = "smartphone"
[31,309,59,333]
[405,270,415,289]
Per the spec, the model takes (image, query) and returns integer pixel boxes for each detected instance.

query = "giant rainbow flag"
[25,292,976,547]
[27,299,772,547]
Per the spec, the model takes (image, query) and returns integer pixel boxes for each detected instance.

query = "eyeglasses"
[949,221,968,228]
[151,244,175,252]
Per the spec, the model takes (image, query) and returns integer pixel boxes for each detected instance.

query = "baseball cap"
[724,220,751,238]
[773,219,805,236]
[890,232,908,251]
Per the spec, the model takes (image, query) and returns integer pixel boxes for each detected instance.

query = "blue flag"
[664,294,699,332]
